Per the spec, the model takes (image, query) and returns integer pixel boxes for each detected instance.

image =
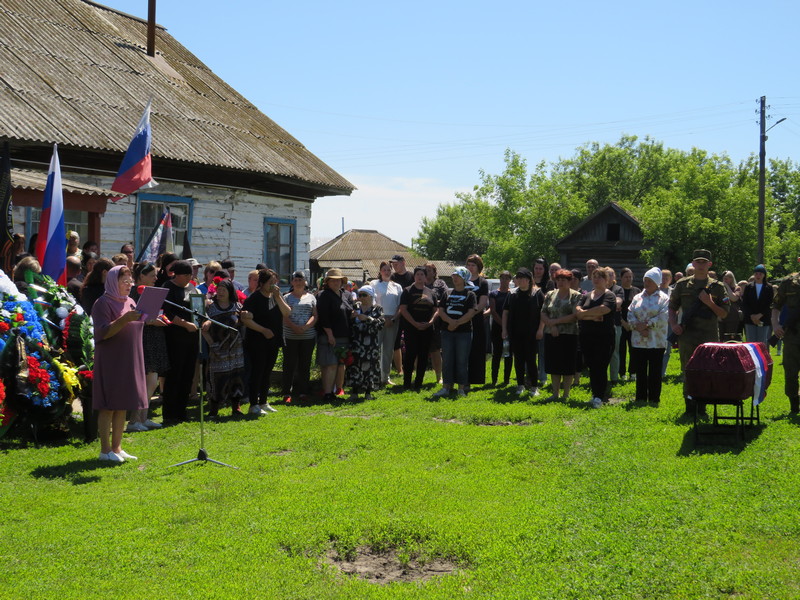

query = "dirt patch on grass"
[324,547,458,584]
[268,449,292,456]
[432,417,465,424]
[476,420,532,426]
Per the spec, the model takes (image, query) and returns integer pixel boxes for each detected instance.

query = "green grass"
[2,350,800,599]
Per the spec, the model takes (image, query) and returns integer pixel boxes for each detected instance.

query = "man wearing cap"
[221,259,245,292]
[668,249,729,415]
[390,254,414,289]
[771,263,800,414]
[742,264,774,345]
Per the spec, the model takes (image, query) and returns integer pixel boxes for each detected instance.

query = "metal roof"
[0,0,354,195]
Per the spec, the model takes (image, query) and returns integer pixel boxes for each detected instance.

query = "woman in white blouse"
[626,267,670,405]
[370,261,404,386]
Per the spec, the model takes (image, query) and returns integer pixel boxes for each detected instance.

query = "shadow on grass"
[676,423,766,456]
[30,459,113,485]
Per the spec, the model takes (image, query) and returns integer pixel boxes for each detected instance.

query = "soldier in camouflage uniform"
[668,249,730,416]
[771,268,800,414]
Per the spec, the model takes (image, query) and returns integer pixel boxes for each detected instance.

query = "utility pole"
[758,96,766,265]
[756,96,786,266]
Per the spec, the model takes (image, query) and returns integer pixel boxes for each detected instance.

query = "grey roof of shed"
[311,229,455,282]
[0,0,354,195]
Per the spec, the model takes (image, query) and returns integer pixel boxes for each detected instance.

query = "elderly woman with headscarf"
[626,267,670,405]
[742,264,773,345]
[346,285,384,400]
[92,265,145,463]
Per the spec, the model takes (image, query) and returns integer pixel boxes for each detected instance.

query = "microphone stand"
[163,297,238,469]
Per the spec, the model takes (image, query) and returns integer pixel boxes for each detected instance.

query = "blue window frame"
[263,217,296,286]
[135,194,193,258]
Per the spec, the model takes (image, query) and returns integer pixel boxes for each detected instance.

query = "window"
[264,218,295,286]
[606,223,620,241]
[136,194,193,259]
[27,208,89,250]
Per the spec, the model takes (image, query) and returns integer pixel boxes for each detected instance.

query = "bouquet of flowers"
[62,307,94,370]
[333,344,354,367]
[0,330,71,426]
[25,274,79,348]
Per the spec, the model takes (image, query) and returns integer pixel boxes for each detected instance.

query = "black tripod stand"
[163,297,238,469]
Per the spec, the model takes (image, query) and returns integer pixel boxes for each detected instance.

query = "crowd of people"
[9,228,799,463]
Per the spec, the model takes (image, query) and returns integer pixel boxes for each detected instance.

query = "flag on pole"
[111,98,157,200]
[35,144,67,285]
[181,230,193,260]
[0,142,15,276]
[136,208,174,264]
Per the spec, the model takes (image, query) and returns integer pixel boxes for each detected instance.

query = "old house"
[555,202,651,281]
[0,0,353,282]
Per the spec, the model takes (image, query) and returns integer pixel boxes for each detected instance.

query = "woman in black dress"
[502,267,544,397]
[241,268,291,414]
[576,267,617,408]
[397,266,438,391]
[346,286,384,400]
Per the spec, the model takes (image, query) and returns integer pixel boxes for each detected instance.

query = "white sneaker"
[99,451,124,463]
[516,385,526,396]
[591,397,603,408]
[117,450,138,460]
[262,403,278,413]
[125,422,149,432]
[143,419,162,429]
[530,387,540,397]
[249,405,268,416]
[432,388,450,397]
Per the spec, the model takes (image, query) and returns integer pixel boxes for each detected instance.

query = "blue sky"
[103,0,800,246]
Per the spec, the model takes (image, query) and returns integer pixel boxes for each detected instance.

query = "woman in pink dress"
[92,266,146,463]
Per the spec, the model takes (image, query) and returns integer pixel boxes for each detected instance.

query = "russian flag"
[35,144,67,285]
[111,99,158,199]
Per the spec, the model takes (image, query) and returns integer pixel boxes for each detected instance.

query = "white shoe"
[530,387,540,397]
[591,397,603,408]
[99,451,124,463]
[262,403,278,413]
[125,422,149,432]
[516,385,526,396]
[457,388,467,397]
[117,450,138,460]
[142,419,162,429]
[432,388,450,397]
[249,405,268,416]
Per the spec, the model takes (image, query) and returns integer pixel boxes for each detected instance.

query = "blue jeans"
[745,323,771,345]
[441,330,472,386]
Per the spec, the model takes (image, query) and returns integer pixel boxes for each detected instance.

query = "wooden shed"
[555,202,653,283]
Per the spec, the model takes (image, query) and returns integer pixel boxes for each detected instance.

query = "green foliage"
[415,137,800,278]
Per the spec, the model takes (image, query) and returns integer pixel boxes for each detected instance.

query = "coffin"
[685,342,772,403]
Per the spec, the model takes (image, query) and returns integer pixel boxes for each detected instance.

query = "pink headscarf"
[104,265,130,303]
